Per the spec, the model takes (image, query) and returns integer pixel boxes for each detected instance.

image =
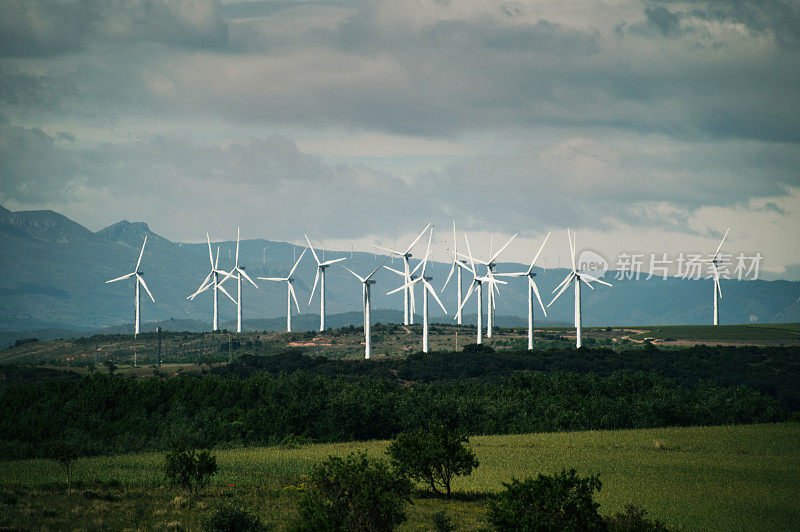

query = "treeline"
[0,369,784,460]
[220,344,800,410]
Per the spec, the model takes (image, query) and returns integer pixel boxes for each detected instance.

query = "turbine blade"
[716,277,723,299]
[305,234,321,265]
[138,275,155,302]
[529,232,551,273]
[442,261,456,290]
[289,282,300,312]
[580,276,595,290]
[235,227,240,267]
[207,233,214,268]
[383,265,405,277]
[464,233,476,271]
[308,268,320,305]
[366,254,390,281]
[426,280,447,314]
[372,244,402,256]
[258,277,287,282]
[289,248,307,277]
[240,268,258,288]
[580,271,612,287]
[215,246,220,269]
[567,229,576,271]
[387,276,421,296]
[218,284,237,304]
[713,226,731,259]
[548,272,575,307]
[218,269,236,286]
[420,227,433,276]
[343,265,366,283]
[188,277,213,300]
[135,235,147,271]
[531,279,547,317]
[489,233,517,263]
[405,223,432,254]
[106,272,135,283]
[321,257,346,266]
[457,280,477,315]
[552,271,573,294]
[494,272,526,277]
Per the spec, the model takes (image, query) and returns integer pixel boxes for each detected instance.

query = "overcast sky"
[1,0,798,278]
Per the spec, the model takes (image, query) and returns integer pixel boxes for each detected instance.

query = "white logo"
[578,250,608,278]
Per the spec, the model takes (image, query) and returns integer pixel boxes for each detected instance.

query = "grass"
[2,423,799,530]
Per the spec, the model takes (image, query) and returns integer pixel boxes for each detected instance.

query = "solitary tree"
[45,441,80,492]
[387,425,479,497]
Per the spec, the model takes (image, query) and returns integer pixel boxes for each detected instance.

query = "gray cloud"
[0,0,230,57]
[644,5,682,36]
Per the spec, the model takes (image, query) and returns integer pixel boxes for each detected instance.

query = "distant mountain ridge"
[0,204,799,333]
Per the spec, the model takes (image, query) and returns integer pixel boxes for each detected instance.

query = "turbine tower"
[702,227,731,326]
[442,222,469,325]
[373,223,431,325]
[496,232,550,350]
[388,230,447,352]
[306,234,346,331]
[547,229,611,348]
[220,227,258,333]
[187,233,236,331]
[105,235,155,336]
[258,248,307,332]
[343,257,389,359]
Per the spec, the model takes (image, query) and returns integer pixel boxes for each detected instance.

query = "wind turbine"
[496,232,550,350]
[388,230,447,352]
[105,235,155,336]
[258,248,307,332]
[702,227,731,326]
[306,234,346,331]
[343,257,389,359]
[442,222,469,325]
[457,233,517,337]
[219,227,259,333]
[547,229,611,348]
[456,234,507,345]
[187,233,236,331]
[373,223,432,325]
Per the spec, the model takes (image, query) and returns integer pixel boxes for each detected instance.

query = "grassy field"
[2,423,798,530]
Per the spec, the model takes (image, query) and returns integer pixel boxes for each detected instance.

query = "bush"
[202,503,262,531]
[295,451,412,532]
[164,445,217,492]
[487,468,605,531]
[606,505,672,531]
[387,425,479,497]
[431,510,454,531]
[44,440,80,492]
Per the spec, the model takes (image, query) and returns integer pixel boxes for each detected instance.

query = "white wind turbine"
[547,229,611,348]
[187,233,237,331]
[388,230,447,353]
[258,248,307,332]
[456,234,507,345]
[442,222,470,325]
[343,257,389,359]
[373,223,432,325]
[457,233,517,338]
[219,227,258,333]
[306,234,346,331]
[702,227,731,326]
[496,233,550,350]
[105,235,155,336]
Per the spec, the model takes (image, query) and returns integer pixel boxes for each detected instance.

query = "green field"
[2,423,798,530]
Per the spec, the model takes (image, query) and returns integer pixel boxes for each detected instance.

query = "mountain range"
[1,205,798,339]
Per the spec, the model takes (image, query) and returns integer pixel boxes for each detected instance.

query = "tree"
[487,468,605,531]
[296,451,412,532]
[164,444,218,492]
[45,440,80,492]
[387,425,479,497]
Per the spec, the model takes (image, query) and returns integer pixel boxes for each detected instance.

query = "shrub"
[202,504,263,532]
[295,451,412,532]
[164,445,217,492]
[387,425,479,497]
[44,440,80,492]
[487,468,605,531]
[606,505,672,531]
[431,510,454,531]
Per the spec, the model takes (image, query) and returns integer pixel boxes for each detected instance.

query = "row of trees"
[0,368,783,459]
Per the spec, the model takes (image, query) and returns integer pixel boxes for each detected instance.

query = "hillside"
[1,205,799,333]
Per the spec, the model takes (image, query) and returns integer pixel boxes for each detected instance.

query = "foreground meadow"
[1,423,798,530]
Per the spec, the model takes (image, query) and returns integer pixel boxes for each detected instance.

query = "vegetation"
[388,425,479,497]
[295,451,412,531]
[44,440,79,492]
[487,469,605,531]
[202,503,263,532]
[0,423,798,530]
[0,368,784,459]
[164,445,217,492]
